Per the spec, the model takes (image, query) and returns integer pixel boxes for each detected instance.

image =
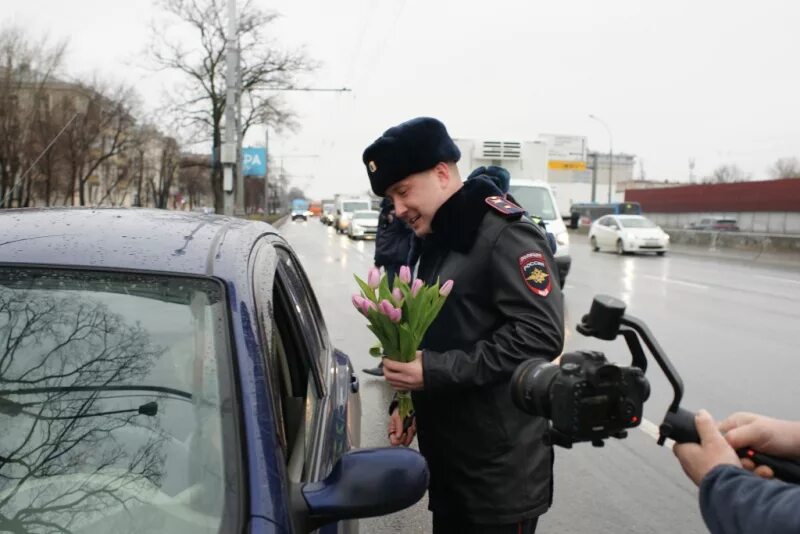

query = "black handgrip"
[659,407,699,445]
[663,408,800,485]
[737,449,800,485]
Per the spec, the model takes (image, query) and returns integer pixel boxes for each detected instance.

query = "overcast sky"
[8,0,800,199]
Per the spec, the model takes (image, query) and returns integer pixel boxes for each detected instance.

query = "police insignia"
[518,251,552,297]
[485,196,525,216]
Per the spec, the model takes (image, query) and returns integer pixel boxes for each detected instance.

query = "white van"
[507,180,571,287]
[334,197,372,234]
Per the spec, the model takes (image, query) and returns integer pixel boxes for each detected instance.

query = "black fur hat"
[362,117,461,196]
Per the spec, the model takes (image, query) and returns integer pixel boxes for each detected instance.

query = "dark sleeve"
[423,220,564,389]
[699,464,800,534]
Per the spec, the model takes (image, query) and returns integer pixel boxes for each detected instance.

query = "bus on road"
[569,201,642,228]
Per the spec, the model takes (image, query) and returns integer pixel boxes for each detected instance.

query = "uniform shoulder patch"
[518,251,553,297]
[485,195,525,217]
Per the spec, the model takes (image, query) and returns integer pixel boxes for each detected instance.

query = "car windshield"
[619,217,657,229]
[353,211,378,221]
[343,202,370,212]
[0,268,237,533]
[508,186,557,220]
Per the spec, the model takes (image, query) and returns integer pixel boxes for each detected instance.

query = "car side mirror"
[291,447,429,533]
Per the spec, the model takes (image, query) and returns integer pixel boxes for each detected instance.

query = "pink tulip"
[367,267,381,289]
[399,265,411,284]
[411,278,422,297]
[379,299,394,317]
[389,306,402,323]
[366,300,377,314]
[439,279,454,297]
[392,288,404,306]
[352,294,363,310]
[411,279,423,297]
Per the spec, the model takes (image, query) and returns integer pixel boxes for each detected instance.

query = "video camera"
[511,295,800,483]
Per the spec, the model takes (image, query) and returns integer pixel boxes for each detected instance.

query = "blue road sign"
[243,147,267,177]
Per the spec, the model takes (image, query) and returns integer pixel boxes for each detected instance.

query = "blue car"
[0,208,428,533]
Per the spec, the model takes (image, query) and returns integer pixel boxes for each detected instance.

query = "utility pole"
[589,114,613,203]
[221,0,239,216]
[590,152,598,202]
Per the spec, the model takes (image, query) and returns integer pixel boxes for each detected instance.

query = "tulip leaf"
[354,275,377,303]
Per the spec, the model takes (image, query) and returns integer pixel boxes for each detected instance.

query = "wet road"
[281,219,800,533]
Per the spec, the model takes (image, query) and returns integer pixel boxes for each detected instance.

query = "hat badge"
[368,161,377,173]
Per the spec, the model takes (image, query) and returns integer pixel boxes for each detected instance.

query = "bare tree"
[149,0,316,214]
[177,154,213,209]
[0,288,166,531]
[148,136,180,208]
[769,157,800,179]
[703,164,751,184]
[0,25,67,208]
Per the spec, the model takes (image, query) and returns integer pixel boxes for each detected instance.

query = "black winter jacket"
[374,204,413,267]
[412,178,565,523]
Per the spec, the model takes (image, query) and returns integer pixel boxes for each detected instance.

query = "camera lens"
[511,359,560,417]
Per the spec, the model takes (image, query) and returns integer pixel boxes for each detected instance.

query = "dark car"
[0,208,427,533]
[688,217,740,231]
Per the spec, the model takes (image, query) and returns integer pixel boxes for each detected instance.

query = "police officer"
[362,117,565,534]
[674,410,800,533]
[374,197,413,287]
[364,197,414,377]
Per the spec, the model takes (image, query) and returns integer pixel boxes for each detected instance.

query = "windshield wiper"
[0,396,158,419]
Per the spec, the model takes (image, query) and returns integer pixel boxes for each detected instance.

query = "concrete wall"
[648,211,800,235]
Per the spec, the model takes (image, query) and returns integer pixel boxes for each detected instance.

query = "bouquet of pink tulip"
[352,265,453,420]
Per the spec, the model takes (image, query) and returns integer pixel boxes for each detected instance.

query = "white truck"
[452,138,571,287]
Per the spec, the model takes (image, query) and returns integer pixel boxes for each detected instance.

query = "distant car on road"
[0,208,428,533]
[334,198,371,234]
[347,209,380,240]
[589,214,670,255]
[687,218,740,231]
[321,202,336,225]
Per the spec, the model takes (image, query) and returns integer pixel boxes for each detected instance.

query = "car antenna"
[0,112,79,208]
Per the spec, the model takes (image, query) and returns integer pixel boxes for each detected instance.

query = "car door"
[605,217,622,247]
[251,239,359,534]
[596,216,612,248]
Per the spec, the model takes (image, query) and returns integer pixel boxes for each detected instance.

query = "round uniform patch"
[518,251,552,297]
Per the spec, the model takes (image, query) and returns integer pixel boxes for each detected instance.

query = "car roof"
[615,214,649,219]
[0,208,281,279]
[508,180,553,189]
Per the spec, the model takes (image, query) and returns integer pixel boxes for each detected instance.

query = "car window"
[618,217,657,228]
[252,243,330,482]
[353,211,378,221]
[508,186,557,220]
[343,201,370,213]
[0,267,240,533]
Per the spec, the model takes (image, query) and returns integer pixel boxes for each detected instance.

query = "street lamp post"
[589,114,613,203]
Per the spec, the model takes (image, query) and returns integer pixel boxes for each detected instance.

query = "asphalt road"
[281,219,800,534]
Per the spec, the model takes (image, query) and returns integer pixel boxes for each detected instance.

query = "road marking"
[755,274,800,285]
[642,274,709,290]
[639,417,675,450]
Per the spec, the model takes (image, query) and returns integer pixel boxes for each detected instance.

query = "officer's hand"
[383,352,424,391]
[388,408,416,447]
[673,410,740,486]
[720,412,800,479]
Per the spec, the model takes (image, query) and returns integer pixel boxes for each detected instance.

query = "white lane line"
[755,274,800,285]
[642,274,709,290]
